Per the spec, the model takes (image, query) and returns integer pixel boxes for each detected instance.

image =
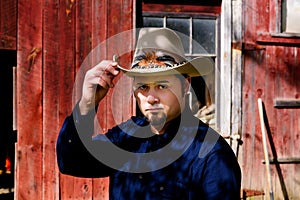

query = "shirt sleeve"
[191,131,241,200]
[195,139,241,200]
[200,146,241,200]
[56,103,114,178]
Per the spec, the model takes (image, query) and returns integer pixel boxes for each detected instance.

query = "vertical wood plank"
[290,48,300,197]
[1,0,17,35]
[262,46,276,196]
[94,0,109,134]
[120,0,135,121]
[0,0,17,50]
[231,0,243,156]
[241,0,266,194]
[105,0,124,129]
[16,0,43,199]
[73,0,94,199]
[241,0,258,192]
[58,0,78,199]
[217,0,231,138]
[42,0,61,199]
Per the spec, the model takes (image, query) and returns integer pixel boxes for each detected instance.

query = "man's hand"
[79,60,120,115]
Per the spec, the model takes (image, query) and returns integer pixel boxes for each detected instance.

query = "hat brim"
[117,57,214,77]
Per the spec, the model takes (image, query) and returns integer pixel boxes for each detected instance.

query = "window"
[143,16,216,56]
[256,0,300,44]
[282,0,300,33]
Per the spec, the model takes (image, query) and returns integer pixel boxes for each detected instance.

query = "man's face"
[133,75,189,128]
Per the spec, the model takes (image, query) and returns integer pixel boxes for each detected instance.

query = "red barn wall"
[0,0,16,50]
[241,0,300,199]
[16,0,134,199]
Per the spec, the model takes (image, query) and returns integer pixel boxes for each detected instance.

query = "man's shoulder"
[193,126,238,163]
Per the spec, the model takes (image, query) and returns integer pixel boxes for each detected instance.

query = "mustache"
[145,106,164,110]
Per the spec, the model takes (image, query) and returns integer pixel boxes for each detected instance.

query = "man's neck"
[150,124,166,135]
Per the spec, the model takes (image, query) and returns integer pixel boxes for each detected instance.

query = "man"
[57,28,241,199]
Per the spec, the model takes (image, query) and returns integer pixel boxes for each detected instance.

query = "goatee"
[147,113,167,127]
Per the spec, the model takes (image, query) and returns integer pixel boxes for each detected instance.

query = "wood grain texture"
[0,0,17,50]
[16,0,43,199]
[241,0,300,198]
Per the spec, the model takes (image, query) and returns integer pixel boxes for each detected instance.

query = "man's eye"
[158,85,168,89]
[138,85,148,90]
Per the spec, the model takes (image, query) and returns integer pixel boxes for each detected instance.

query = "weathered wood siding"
[241,0,300,199]
[16,0,134,199]
[0,0,17,50]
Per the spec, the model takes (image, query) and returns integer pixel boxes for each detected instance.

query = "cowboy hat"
[117,27,214,77]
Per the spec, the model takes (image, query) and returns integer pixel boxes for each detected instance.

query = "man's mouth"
[145,108,163,112]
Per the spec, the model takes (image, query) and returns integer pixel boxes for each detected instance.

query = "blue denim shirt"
[56,105,241,200]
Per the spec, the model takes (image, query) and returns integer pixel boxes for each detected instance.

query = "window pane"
[283,0,300,33]
[193,19,216,54]
[143,17,164,27]
[166,18,190,53]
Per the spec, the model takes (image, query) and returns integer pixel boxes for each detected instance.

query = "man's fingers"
[93,60,119,74]
[79,60,120,114]
[104,62,120,76]
[98,73,114,88]
[83,60,120,94]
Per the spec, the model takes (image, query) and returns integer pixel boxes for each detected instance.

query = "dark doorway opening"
[0,50,17,198]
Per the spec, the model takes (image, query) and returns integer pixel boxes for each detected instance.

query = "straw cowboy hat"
[117,27,214,77]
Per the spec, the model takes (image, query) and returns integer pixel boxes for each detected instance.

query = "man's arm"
[56,104,115,178]
[204,149,241,200]
[189,133,241,200]
[56,60,120,177]
[200,145,241,200]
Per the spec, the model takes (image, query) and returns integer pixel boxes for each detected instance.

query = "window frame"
[256,0,300,45]
[142,13,218,57]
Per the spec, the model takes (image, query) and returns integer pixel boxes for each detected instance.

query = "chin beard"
[147,113,167,127]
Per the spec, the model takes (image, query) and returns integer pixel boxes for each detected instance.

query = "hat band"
[131,51,187,70]
[130,61,187,71]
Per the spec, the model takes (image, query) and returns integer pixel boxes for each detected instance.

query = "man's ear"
[184,77,192,94]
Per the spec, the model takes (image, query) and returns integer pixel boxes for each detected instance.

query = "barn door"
[241,0,300,199]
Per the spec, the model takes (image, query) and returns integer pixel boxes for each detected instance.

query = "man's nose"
[146,93,159,104]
